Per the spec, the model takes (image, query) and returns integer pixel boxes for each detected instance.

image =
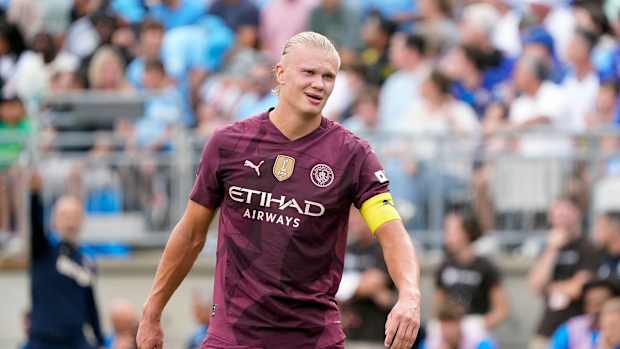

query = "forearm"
[30,191,49,258]
[143,217,207,320]
[376,221,420,299]
[484,286,509,329]
[528,248,559,294]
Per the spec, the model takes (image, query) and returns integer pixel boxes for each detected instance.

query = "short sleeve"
[483,259,502,288]
[435,262,447,289]
[352,143,390,209]
[189,132,224,209]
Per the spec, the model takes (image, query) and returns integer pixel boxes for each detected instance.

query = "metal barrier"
[2,126,620,252]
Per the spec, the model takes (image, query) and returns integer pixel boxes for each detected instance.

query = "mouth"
[304,92,323,106]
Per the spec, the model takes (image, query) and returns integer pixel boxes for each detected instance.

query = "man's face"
[388,33,407,68]
[549,200,580,232]
[443,214,469,252]
[584,287,613,316]
[601,311,620,346]
[53,196,84,243]
[593,216,613,247]
[566,34,589,66]
[143,69,165,90]
[142,29,164,60]
[275,45,338,118]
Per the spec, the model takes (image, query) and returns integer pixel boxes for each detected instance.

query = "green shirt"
[0,118,31,168]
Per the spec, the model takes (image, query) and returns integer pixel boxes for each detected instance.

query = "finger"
[392,319,410,349]
[384,315,398,347]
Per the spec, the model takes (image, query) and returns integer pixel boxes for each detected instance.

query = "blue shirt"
[186,325,209,349]
[149,0,208,30]
[161,15,234,125]
[111,0,146,23]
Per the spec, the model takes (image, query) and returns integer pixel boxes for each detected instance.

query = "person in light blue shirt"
[134,60,183,150]
[161,15,235,125]
[127,19,166,90]
[148,0,208,30]
[186,289,212,349]
[235,60,278,120]
[111,0,147,24]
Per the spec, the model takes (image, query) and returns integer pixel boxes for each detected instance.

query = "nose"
[310,76,325,91]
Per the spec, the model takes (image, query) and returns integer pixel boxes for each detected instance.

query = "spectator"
[528,196,601,348]
[64,11,117,59]
[83,133,122,213]
[27,175,105,349]
[359,11,397,86]
[585,80,619,130]
[550,279,619,349]
[593,211,620,288]
[598,298,620,349]
[134,59,182,150]
[521,25,567,84]
[425,300,497,349]
[524,0,575,64]
[0,22,26,91]
[259,0,317,62]
[126,19,165,90]
[416,0,458,54]
[187,289,211,349]
[105,299,138,349]
[0,96,29,234]
[308,0,362,52]
[336,208,398,343]
[148,0,207,30]
[489,0,522,57]
[401,70,479,137]
[194,102,229,138]
[234,59,277,120]
[435,211,509,330]
[378,32,429,131]
[87,45,133,91]
[162,15,235,126]
[321,62,366,120]
[562,28,600,132]
[508,54,569,157]
[209,0,259,34]
[342,86,381,142]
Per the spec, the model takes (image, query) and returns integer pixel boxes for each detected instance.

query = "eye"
[302,69,313,76]
[323,74,335,82]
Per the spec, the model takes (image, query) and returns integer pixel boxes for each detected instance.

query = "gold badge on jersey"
[273,155,295,181]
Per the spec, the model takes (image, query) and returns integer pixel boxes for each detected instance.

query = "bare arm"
[376,220,421,349]
[528,230,566,294]
[484,285,510,329]
[137,200,216,349]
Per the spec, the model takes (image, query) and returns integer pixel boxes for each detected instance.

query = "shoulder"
[327,119,374,156]
[209,114,264,142]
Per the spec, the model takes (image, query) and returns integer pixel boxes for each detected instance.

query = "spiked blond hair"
[273,32,341,96]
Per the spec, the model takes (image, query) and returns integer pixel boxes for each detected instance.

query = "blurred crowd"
[4,0,620,347]
[3,0,620,237]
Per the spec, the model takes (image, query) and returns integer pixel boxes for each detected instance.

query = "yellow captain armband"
[359,192,401,235]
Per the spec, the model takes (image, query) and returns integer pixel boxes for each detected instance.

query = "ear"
[274,62,286,86]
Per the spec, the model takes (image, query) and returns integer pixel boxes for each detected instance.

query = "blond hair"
[273,31,341,96]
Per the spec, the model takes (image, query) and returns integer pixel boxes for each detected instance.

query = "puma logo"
[244,160,264,176]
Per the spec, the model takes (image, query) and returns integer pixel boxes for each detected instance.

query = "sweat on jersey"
[190,110,391,348]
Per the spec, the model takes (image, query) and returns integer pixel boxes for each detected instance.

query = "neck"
[526,82,542,96]
[463,69,482,89]
[454,246,475,263]
[609,238,620,254]
[404,58,424,72]
[574,62,592,80]
[269,104,322,141]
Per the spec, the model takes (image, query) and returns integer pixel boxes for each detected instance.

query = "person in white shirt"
[378,32,430,131]
[509,54,570,157]
[562,28,600,132]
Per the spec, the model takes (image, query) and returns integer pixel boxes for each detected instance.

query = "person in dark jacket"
[27,175,104,349]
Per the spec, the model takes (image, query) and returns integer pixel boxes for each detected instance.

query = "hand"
[136,317,164,349]
[384,294,421,349]
[547,229,568,250]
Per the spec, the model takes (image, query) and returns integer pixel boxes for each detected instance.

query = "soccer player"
[137,31,421,349]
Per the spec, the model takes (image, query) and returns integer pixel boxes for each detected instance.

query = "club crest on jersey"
[273,155,295,181]
[311,163,334,188]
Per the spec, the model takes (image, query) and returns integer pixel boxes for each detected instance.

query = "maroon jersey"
[190,111,389,348]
